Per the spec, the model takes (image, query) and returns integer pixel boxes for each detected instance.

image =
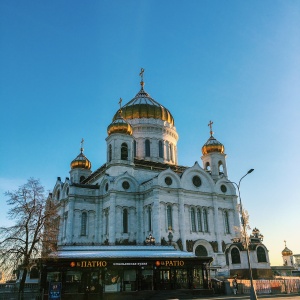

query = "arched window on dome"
[257,246,267,262]
[123,208,128,233]
[205,162,211,171]
[134,140,137,157]
[203,208,209,232]
[224,210,230,234]
[165,141,170,161]
[197,208,203,232]
[191,208,196,232]
[231,247,241,264]
[166,205,173,230]
[108,144,112,162]
[121,143,128,160]
[81,212,87,236]
[170,144,173,162]
[195,245,208,257]
[80,176,85,182]
[158,141,163,158]
[145,139,150,157]
[219,161,224,175]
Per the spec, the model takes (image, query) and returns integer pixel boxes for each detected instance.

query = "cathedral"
[43,70,271,298]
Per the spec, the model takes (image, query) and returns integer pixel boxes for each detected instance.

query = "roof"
[55,245,201,259]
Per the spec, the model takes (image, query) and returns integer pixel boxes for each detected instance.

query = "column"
[152,190,161,244]
[212,195,222,252]
[178,190,186,251]
[66,197,75,243]
[109,193,116,244]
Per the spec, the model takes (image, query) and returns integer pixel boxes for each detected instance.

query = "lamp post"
[145,233,155,245]
[228,169,257,300]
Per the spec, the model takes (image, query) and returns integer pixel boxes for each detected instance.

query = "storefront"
[40,245,213,299]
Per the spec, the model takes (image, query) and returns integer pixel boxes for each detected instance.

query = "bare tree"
[0,178,59,294]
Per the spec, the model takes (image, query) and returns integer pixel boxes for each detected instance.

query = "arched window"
[203,209,208,232]
[109,144,112,162]
[123,209,128,233]
[81,212,87,236]
[159,140,163,158]
[64,212,68,238]
[80,176,85,182]
[195,245,208,257]
[166,141,170,161]
[197,209,203,232]
[148,207,152,231]
[231,248,241,264]
[105,210,109,235]
[121,143,128,160]
[257,246,267,262]
[224,211,230,234]
[56,190,60,200]
[219,161,224,174]
[205,162,210,171]
[167,205,172,230]
[145,139,150,157]
[170,144,173,162]
[134,140,137,157]
[191,208,196,231]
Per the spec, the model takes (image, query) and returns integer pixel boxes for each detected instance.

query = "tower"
[201,120,228,180]
[282,240,294,266]
[69,139,92,183]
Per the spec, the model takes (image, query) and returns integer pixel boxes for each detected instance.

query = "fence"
[227,278,300,295]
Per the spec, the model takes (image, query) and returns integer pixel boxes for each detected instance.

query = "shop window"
[145,139,150,157]
[81,212,87,236]
[257,246,267,262]
[121,143,128,160]
[30,267,39,279]
[195,245,208,256]
[231,247,241,264]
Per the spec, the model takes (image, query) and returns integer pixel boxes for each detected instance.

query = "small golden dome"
[70,141,91,170]
[112,81,174,126]
[282,241,293,256]
[107,110,133,136]
[202,135,225,155]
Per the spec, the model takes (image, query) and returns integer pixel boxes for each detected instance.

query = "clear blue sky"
[0,0,299,266]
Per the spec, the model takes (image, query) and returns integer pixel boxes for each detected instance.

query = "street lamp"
[145,233,155,245]
[228,169,257,300]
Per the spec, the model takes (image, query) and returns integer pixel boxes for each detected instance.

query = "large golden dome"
[202,135,225,155]
[112,81,174,126]
[70,143,91,170]
[107,110,133,136]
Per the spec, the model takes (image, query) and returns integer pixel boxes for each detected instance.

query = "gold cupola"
[70,139,92,170]
[112,68,174,126]
[202,121,224,155]
[107,100,133,136]
[282,241,293,256]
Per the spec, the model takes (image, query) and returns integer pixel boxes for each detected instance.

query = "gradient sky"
[1,0,299,266]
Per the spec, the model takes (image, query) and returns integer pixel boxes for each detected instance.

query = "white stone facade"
[52,80,271,278]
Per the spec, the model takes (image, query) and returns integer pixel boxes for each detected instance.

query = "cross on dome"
[208,120,214,136]
[80,138,84,153]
